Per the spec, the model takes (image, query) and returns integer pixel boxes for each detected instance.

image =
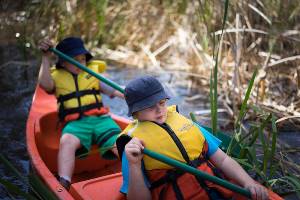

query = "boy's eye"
[75,55,86,62]
[159,99,167,106]
[77,57,85,62]
[146,99,167,111]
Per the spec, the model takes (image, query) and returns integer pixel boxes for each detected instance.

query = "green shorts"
[62,115,121,159]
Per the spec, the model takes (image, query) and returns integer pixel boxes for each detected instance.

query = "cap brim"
[56,49,93,67]
[127,91,170,116]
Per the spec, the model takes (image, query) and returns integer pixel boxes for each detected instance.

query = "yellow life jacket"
[51,60,108,121]
[120,105,206,170]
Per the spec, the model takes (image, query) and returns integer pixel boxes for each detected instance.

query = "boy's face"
[135,99,168,124]
[62,54,86,74]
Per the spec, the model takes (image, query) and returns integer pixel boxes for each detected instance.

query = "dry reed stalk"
[91,0,300,131]
[247,3,272,25]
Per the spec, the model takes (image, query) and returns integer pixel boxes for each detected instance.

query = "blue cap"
[125,75,170,116]
[56,37,92,67]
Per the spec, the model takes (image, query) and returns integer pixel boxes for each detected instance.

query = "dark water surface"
[0,63,298,199]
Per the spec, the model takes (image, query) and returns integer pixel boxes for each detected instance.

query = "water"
[102,66,213,122]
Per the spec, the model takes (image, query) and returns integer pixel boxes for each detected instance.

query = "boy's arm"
[209,149,268,200]
[99,81,124,99]
[125,138,151,200]
[38,39,55,92]
[112,90,124,99]
[127,163,151,200]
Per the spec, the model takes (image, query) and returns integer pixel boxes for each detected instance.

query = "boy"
[116,75,269,200]
[38,37,124,190]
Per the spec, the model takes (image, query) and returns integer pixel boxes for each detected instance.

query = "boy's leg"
[58,133,81,179]
[94,115,121,159]
[111,143,119,157]
[58,117,94,190]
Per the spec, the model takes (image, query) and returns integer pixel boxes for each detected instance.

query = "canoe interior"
[35,111,128,182]
[28,86,130,199]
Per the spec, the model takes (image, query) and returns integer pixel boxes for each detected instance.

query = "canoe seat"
[36,112,121,180]
[70,173,125,200]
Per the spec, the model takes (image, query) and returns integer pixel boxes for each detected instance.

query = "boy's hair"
[55,37,93,68]
[124,75,170,116]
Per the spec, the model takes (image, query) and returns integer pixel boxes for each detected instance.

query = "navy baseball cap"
[56,37,92,67]
[125,75,170,116]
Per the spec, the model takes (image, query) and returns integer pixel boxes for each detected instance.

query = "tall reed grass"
[1,0,300,198]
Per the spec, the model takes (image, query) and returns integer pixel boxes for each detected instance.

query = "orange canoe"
[26,86,283,200]
[26,86,129,200]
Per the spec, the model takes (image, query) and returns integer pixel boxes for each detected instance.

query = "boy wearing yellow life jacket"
[38,37,124,190]
[116,75,269,200]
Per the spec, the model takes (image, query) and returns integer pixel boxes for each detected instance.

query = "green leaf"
[236,68,258,126]
[282,176,300,198]
[0,154,28,184]
[268,114,278,178]
[28,174,58,200]
[209,70,217,135]
[0,178,37,200]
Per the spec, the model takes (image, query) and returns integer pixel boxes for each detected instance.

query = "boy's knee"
[60,134,81,149]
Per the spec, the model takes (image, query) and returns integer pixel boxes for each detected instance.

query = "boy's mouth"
[156,115,165,121]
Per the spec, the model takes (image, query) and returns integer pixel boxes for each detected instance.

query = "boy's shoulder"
[167,105,178,113]
[119,119,139,136]
[87,60,106,73]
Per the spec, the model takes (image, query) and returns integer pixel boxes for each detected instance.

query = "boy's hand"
[38,39,53,56]
[125,137,145,165]
[244,182,269,200]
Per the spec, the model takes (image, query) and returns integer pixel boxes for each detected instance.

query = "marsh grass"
[0,154,58,200]
[1,0,300,198]
[205,0,300,197]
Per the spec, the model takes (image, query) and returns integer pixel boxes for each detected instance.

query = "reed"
[0,154,58,200]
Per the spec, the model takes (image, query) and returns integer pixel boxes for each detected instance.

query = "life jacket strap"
[149,155,227,200]
[57,89,101,102]
[150,156,206,190]
[58,89,103,121]
[58,101,103,121]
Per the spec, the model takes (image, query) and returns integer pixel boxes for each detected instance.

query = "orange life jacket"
[147,142,235,200]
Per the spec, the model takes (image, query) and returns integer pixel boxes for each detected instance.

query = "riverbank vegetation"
[1,0,300,199]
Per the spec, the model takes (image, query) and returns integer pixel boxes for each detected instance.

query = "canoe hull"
[26,86,129,199]
[26,86,283,200]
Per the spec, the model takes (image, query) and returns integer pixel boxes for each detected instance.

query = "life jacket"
[117,105,234,200]
[51,60,109,122]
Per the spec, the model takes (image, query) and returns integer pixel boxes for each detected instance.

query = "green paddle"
[49,47,124,93]
[50,47,251,198]
[143,148,251,198]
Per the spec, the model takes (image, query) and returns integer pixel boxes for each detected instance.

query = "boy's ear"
[116,134,132,159]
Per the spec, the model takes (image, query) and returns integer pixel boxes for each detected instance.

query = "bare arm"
[210,149,269,200]
[38,39,55,92]
[125,138,151,200]
[112,90,124,99]
[99,81,124,99]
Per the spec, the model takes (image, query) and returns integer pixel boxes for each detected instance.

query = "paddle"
[143,148,251,198]
[49,47,125,93]
[51,47,251,198]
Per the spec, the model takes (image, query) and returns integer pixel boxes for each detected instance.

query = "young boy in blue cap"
[38,37,124,190]
[116,75,269,200]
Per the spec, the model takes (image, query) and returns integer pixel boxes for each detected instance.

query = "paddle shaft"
[49,47,125,93]
[50,46,251,198]
[143,148,252,198]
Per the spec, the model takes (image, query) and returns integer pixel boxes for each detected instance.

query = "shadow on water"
[0,63,299,199]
